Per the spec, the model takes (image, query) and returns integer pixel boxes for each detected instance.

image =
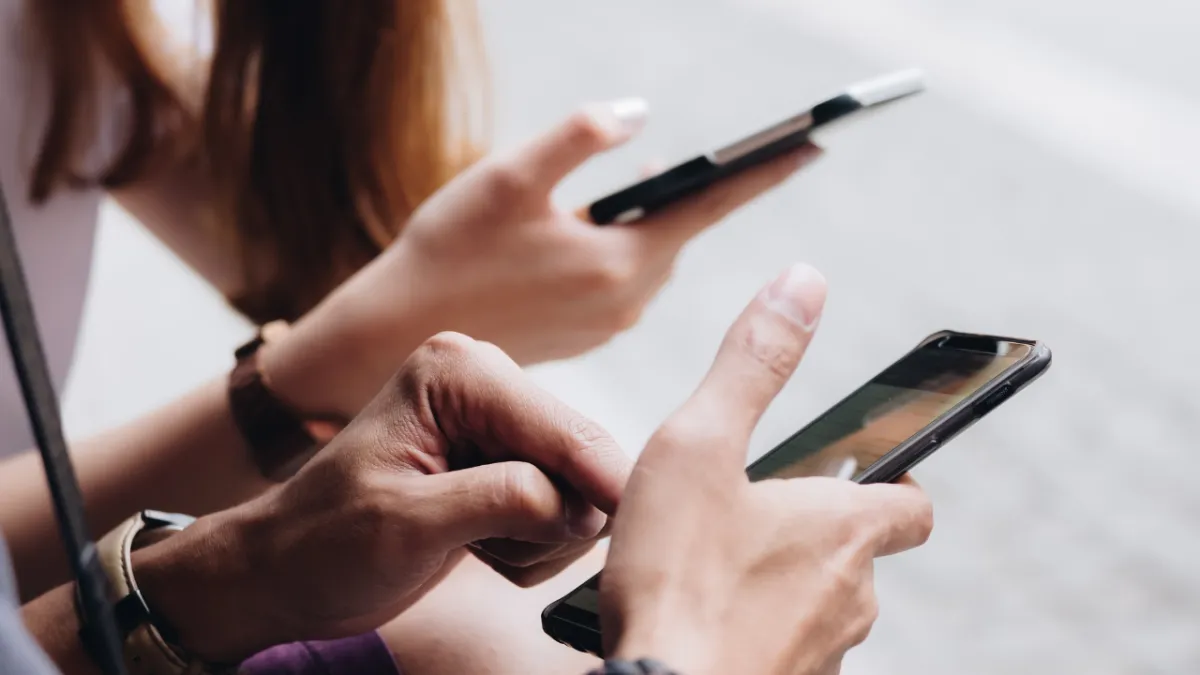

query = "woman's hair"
[26,0,486,322]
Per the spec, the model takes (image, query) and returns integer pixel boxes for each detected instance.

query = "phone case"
[589,69,925,225]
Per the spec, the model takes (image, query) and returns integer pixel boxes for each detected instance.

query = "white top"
[0,0,107,457]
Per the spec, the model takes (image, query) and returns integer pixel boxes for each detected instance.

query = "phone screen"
[746,337,1030,482]
[554,336,1033,618]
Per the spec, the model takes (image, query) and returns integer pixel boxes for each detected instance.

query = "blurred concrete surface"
[62,1,1200,673]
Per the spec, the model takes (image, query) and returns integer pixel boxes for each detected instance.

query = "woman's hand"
[602,264,934,675]
[267,100,821,418]
[129,333,632,664]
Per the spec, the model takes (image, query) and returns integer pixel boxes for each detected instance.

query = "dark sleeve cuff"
[240,631,400,675]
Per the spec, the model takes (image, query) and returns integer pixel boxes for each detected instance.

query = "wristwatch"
[78,511,233,675]
[228,320,346,481]
[588,659,680,674]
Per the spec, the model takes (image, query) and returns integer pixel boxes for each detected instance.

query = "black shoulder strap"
[0,182,127,675]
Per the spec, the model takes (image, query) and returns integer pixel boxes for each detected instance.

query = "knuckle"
[399,333,477,395]
[649,420,707,454]
[351,491,390,535]
[413,331,477,366]
[848,593,880,646]
[580,257,637,293]
[471,339,522,373]
[346,477,401,564]
[567,414,611,453]
[856,485,935,552]
[748,480,797,519]
[649,412,737,461]
[393,332,499,442]
[912,496,935,545]
[564,109,610,151]
[505,566,542,588]
[732,317,798,382]
[486,161,537,198]
[822,487,879,545]
[498,462,545,519]
[863,594,880,627]
[604,303,645,333]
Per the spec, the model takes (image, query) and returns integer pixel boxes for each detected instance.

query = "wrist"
[131,501,285,663]
[609,619,711,675]
[260,288,426,419]
[257,316,363,420]
[589,659,683,675]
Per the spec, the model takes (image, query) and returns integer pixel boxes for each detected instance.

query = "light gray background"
[62,2,1200,673]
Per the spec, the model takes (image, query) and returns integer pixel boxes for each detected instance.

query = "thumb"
[668,263,828,468]
[425,462,607,548]
[515,98,648,192]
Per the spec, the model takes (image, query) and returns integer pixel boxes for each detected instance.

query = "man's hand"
[132,333,631,663]
[602,264,934,675]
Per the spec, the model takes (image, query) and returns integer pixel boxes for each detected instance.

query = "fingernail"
[761,263,827,330]
[564,500,606,540]
[587,97,649,139]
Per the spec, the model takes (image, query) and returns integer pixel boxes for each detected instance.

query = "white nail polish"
[608,97,649,134]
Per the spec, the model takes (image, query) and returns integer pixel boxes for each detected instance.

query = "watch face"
[141,510,197,530]
[135,530,177,549]
[134,511,197,548]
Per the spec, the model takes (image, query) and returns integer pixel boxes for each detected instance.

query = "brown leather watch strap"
[228,322,346,481]
[87,512,231,675]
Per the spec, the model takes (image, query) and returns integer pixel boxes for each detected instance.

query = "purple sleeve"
[239,632,401,675]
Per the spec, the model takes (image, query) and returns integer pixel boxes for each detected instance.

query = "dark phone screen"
[558,338,1030,616]
[746,338,1028,481]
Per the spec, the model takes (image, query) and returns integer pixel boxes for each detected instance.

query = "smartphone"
[541,331,1052,656]
[588,69,925,225]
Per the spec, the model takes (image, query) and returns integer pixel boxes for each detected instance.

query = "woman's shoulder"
[0,0,104,458]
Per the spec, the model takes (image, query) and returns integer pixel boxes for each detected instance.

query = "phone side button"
[896,437,941,478]
[918,436,940,459]
[974,384,1013,417]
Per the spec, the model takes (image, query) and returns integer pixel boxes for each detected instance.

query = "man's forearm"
[0,378,270,600]
[21,583,100,675]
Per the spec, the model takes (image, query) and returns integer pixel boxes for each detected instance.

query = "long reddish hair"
[26,0,486,322]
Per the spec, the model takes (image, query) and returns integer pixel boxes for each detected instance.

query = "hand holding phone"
[588,69,925,225]
[557,265,936,675]
[543,311,1051,656]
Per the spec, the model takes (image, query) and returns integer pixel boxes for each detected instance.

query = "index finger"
[516,99,649,194]
[424,336,634,515]
[854,481,934,557]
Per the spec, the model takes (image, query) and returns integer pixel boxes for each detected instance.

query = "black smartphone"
[541,330,1052,656]
[588,69,925,225]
